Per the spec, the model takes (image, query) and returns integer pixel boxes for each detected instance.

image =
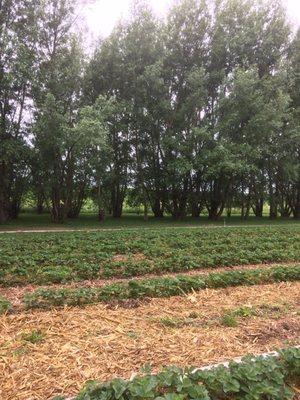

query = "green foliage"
[21,330,45,344]
[55,347,300,400]
[1,0,300,224]
[220,314,238,328]
[0,0,39,223]
[221,306,257,327]
[0,296,12,315]
[0,226,299,286]
[232,306,256,318]
[160,317,185,328]
[24,264,300,310]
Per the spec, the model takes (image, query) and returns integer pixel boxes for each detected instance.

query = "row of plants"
[53,347,300,400]
[1,227,299,286]
[24,264,300,309]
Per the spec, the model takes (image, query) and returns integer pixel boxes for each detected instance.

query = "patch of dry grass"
[0,281,299,399]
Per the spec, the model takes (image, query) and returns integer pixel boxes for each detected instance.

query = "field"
[0,225,300,399]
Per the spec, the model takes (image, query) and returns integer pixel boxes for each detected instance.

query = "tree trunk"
[50,187,65,223]
[190,195,202,218]
[252,197,264,218]
[98,208,105,222]
[293,203,300,219]
[269,201,278,219]
[191,204,201,218]
[9,200,21,219]
[67,183,86,218]
[0,162,9,223]
[0,203,8,223]
[143,203,148,221]
[37,192,44,214]
[268,170,277,219]
[152,198,164,218]
[208,199,224,220]
[292,190,300,219]
[111,185,124,218]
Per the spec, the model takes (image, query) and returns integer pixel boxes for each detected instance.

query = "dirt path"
[1,281,299,400]
[1,262,299,309]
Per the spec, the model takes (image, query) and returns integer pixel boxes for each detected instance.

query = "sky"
[81,0,300,43]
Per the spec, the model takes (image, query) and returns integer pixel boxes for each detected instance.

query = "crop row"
[54,347,300,400]
[24,265,300,310]
[1,226,299,286]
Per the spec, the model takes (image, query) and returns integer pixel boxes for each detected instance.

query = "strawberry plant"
[0,226,299,286]
[24,264,300,310]
[55,347,300,400]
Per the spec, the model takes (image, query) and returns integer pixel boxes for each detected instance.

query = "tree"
[2,0,298,223]
[0,0,39,222]
[32,0,85,222]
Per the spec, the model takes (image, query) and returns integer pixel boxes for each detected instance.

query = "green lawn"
[0,211,299,231]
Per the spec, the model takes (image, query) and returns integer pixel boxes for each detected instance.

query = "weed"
[13,346,29,356]
[232,306,256,317]
[160,317,183,328]
[188,311,199,319]
[127,331,139,339]
[21,330,45,344]
[0,296,12,314]
[221,313,238,327]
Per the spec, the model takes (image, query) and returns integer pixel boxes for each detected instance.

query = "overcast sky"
[81,0,300,43]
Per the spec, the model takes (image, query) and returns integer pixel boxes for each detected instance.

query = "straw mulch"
[0,282,299,400]
[1,261,299,310]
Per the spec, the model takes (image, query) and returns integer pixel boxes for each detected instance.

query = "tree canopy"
[0,0,299,222]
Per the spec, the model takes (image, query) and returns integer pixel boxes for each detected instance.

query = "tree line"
[1,0,299,223]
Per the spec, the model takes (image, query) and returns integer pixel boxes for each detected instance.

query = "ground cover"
[21,264,300,310]
[1,226,299,399]
[0,282,299,399]
[0,262,297,312]
[1,212,300,232]
[63,347,300,400]
[0,226,299,286]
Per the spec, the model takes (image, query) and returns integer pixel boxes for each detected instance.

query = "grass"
[220,306,256,327]
[0,225,299,286]
[1,211,300,231]
[0,296,12,314]
[21,330,45,344]
[220,313,239,327]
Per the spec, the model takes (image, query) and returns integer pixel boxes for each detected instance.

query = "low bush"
[24,265,300,310]
[54,347,300,400]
